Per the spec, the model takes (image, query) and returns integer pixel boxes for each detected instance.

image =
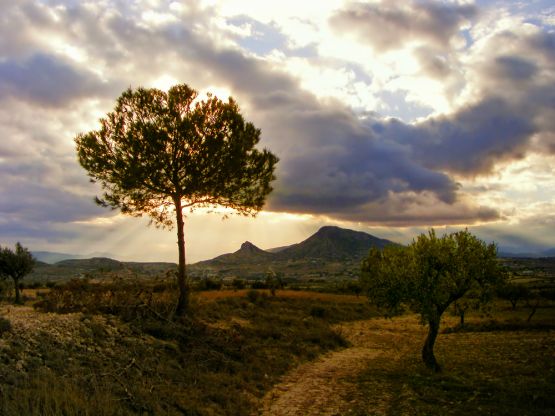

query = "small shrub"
[496,282,530,310]
[246,289,260,303]
[539,288,555,301]
[250,280,268,290]
[0,316,12,335]
[197,278,223,291]
[232,278,246,290]
[310,306,327,318]
[152,282,170,293]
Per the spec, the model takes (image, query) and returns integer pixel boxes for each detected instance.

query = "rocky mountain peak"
[240,241,259,251]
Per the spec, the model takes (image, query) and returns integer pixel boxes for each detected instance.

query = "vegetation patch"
[1,283,377,415]
[348,311,555,415]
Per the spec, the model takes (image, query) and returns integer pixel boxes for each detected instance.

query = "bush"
[246,289,268,305]
[246,289,260,303]
[250,280,268,290]
[539,288,555,301]
[197,278,223,291]
[0,316,11,335]
[496,282,530,309]
[231,278,246,290]
[310,306,327,318]
[0,279,12,300]
[34,279,178,323]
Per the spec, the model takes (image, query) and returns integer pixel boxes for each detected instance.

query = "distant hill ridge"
[32,251,113,264]
[206,241,275,265]
[275,226,395,261]
[55,257,124,271]
[196,225,398,266]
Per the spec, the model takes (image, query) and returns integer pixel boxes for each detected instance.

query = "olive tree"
[496,282,530,310]
[361,229,504,372]
[75,84,278,316]
[0,243,36,304]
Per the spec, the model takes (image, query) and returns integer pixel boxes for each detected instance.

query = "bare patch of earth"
[258,316,425,416]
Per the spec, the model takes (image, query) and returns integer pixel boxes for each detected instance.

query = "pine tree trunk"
[422,318,441,372]
[174,197,189,317]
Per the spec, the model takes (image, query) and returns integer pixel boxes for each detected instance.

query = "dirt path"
[258,316,424,416]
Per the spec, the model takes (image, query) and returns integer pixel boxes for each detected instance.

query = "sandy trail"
[259,316,423,416]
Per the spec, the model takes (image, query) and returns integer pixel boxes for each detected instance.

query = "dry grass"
[348,307,555,415]
[197,289,365,303]
[0,282,378,415]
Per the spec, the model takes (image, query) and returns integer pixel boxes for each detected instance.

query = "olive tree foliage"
[361,229,504,372]
[496,282,530,310]
[75,84,278,316]
[0,243,35,304]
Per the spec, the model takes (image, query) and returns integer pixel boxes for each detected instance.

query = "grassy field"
[349,305,555,415]
[0,280,553,415]
[0,283,377,415]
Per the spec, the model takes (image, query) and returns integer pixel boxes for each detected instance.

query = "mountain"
[266,245,290,253]
[198,241,274,265]
[499,248,555,258]
[195,226,398,269]
[32,251,116,264]
[32,251,86,264]
[55,257,125,271]
[189,226,399,280]
[276,226,396,261]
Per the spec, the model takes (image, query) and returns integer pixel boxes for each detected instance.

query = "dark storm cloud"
[330,0,477,52]
[0,217,76,242]
[0,54,115,106]
[372,97,536,176]
[2,0,553,232]
[491,56,538,80]
[157,23,494,223]
[0,180,104,223]
[526,31,555,61]
[470,29,555,156]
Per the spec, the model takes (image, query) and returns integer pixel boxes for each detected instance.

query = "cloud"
[0,0,500,232]
[155,20,496,224]
[330,0,477,52]
[0,53,116,106]
[373,97,536,176]
[413,47,453,79]
[0,0,553,257]
[465,26,555,155]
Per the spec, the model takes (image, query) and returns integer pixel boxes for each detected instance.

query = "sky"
[0,0,554,262]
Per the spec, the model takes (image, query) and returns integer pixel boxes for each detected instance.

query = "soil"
[258,316,425,416]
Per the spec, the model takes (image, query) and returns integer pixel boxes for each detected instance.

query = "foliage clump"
[0,242,35,304]
[496,282,530,310]
[361,229,504,371]
[75,84,278,315]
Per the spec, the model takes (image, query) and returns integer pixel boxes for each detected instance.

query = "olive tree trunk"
[13,277,21,304]
[422,318,441,372]
[174,198,189,316]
